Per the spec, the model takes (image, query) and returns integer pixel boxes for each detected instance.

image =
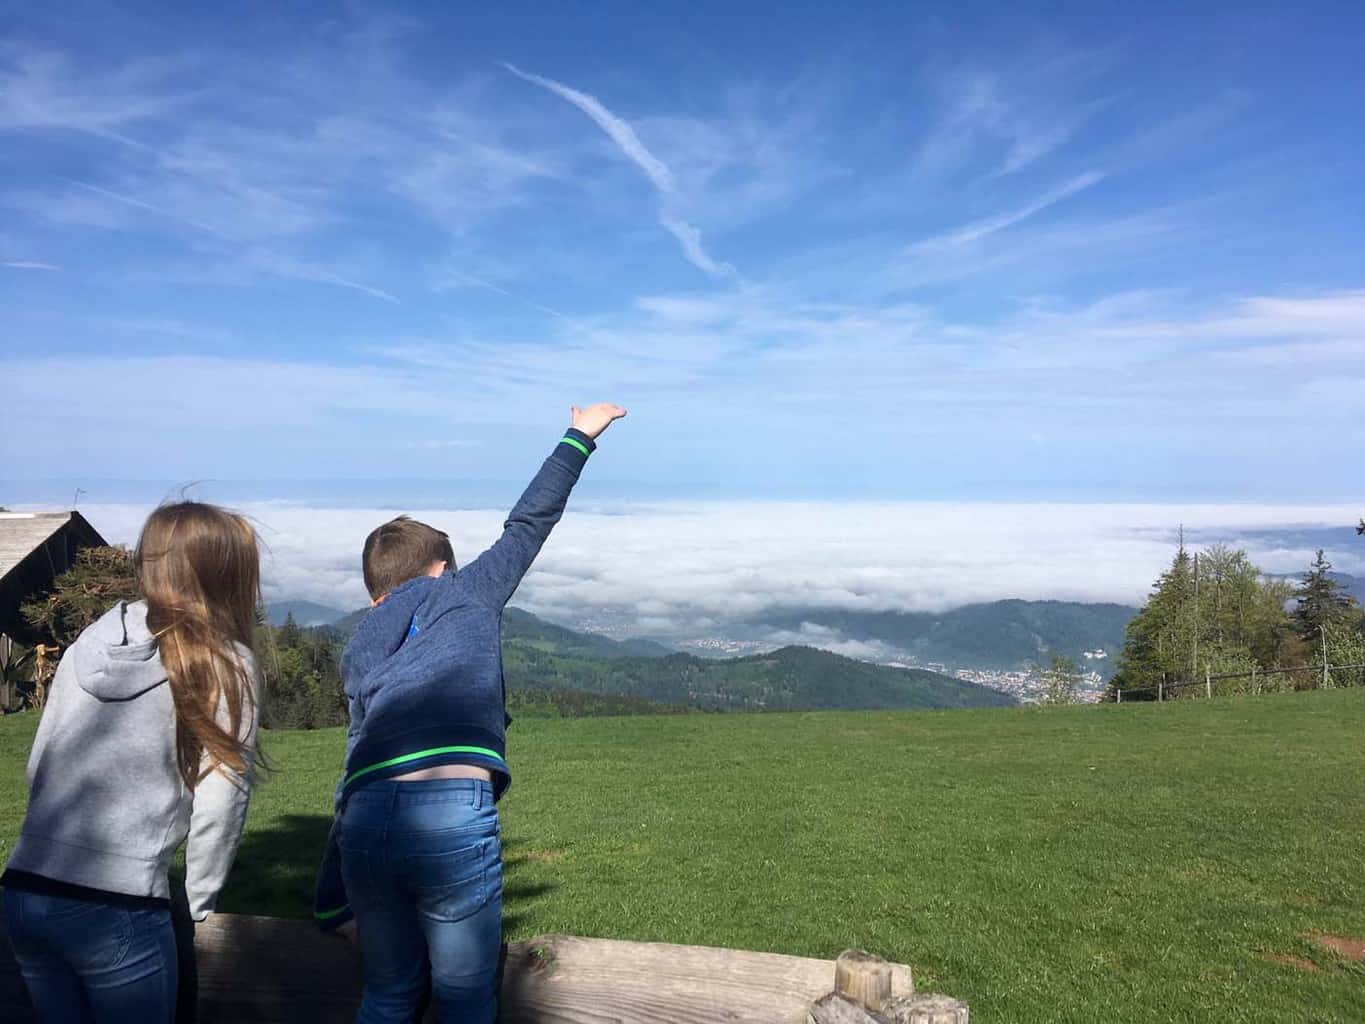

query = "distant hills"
[315,605,674,659]
[272,601,1013,712]
[500,607,675,659]
[752,600,1139,672]
[265,600,347,627]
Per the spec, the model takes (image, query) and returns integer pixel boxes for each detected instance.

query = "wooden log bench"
[2,913,964,1022]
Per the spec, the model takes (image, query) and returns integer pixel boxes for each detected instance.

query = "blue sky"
[3,1,1364,502]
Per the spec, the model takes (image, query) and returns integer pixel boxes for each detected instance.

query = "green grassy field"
[3,691,1364,1022]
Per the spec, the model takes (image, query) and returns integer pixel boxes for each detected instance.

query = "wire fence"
[1113,661,1365,702]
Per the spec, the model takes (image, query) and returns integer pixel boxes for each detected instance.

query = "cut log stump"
[833,949,894,1012]
[1,913,916,1024]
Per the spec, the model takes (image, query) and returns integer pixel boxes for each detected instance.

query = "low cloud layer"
[70,500,1364,635]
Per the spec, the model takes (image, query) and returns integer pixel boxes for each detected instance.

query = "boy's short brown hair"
[362,516,455,599]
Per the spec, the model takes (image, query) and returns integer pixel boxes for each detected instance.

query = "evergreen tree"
[278,612,303,647]
[1108,541,1294,699]
[1293,550,1356,642]
[22,546,140,646]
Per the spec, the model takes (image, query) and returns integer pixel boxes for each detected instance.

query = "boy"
[314,403,626,1023]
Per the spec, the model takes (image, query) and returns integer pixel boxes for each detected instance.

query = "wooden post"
[1205,666,1212,699]
[1116,689,1122,704]
[0,634,11,713]
[1321,626,1330,689]
[1158,679,1163,702]
[834,949,893,1012]
[1252,664,1258,695]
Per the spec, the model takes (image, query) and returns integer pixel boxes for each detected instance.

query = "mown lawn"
[3,691,1364,1023]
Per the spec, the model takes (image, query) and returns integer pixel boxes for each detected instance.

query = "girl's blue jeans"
[2,888,177,1023]
[338,777,503,1024]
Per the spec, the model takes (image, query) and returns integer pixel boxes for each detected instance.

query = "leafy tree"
[1036,653,1081,705]
[256,622,347,729]
[1316,621,1365,689]
[1293,550,1357,642]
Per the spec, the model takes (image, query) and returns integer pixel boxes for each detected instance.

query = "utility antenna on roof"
[72,488,86,509]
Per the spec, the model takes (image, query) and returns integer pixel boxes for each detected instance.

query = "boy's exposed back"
[315,403,625,1024]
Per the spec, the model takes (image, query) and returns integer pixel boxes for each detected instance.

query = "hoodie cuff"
[554,427,596,468]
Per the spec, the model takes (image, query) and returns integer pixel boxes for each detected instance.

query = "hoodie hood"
[75,600,168,702]
[340,574,440,699]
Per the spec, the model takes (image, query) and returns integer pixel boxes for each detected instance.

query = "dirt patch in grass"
[1264,953,1319,972]
[1306,934,1365,961]
[514,848,565,864]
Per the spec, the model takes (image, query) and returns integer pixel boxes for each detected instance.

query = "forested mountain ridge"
[500,641,1014,712]
[307,604,1011,717]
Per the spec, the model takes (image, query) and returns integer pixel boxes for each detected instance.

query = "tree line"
[1105,544,1364,700]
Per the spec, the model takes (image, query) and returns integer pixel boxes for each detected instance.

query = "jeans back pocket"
[407,838,492,923]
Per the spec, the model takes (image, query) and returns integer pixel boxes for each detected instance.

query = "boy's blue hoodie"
[314,429,595,927]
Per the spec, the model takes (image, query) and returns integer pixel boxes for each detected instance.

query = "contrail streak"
[503,62,732,278]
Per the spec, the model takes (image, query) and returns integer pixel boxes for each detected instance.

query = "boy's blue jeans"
[338,778,503,1024]
[2,888,177,1023]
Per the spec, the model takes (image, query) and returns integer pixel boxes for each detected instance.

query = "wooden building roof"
[0,511,109,641]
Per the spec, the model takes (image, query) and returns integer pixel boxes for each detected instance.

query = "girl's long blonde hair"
[135,502,260,789]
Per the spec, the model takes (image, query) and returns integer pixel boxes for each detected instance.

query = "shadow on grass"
[218,813,558,936]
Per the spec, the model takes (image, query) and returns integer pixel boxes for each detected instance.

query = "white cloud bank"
[69,500,1363,634]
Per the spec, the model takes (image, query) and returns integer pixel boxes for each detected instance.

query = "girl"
[2,502,262,1023]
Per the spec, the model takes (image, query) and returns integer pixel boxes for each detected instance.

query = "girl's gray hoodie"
[5,600,257,920]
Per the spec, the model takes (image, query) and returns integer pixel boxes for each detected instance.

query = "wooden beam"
[2,914,915,1023]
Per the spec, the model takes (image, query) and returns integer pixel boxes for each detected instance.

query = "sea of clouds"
[66,501,1364,636]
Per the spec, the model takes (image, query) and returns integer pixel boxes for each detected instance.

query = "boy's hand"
[570,403,627,440]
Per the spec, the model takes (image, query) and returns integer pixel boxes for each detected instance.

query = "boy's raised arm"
[462,403,626,608]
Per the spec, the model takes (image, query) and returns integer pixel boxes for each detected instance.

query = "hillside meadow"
[2,691,1363,1023]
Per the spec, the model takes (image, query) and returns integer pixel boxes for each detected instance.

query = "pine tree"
[1293,550,1356,642]
[278,612,303,647]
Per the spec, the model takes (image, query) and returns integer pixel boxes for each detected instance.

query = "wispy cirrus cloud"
[0,43,192,133]
[502,62,735,278]
[913,53,1107,180]
[1,259,60,270]
[906,170,1106,251]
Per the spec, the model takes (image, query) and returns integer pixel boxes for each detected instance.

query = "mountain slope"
[502,643,1014,712]
[755,599,1137,671]
[502,607,674,658]
[320,604,1009,711]
[327,605,673,658]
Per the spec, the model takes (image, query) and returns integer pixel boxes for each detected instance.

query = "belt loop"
[475,782,484,811]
